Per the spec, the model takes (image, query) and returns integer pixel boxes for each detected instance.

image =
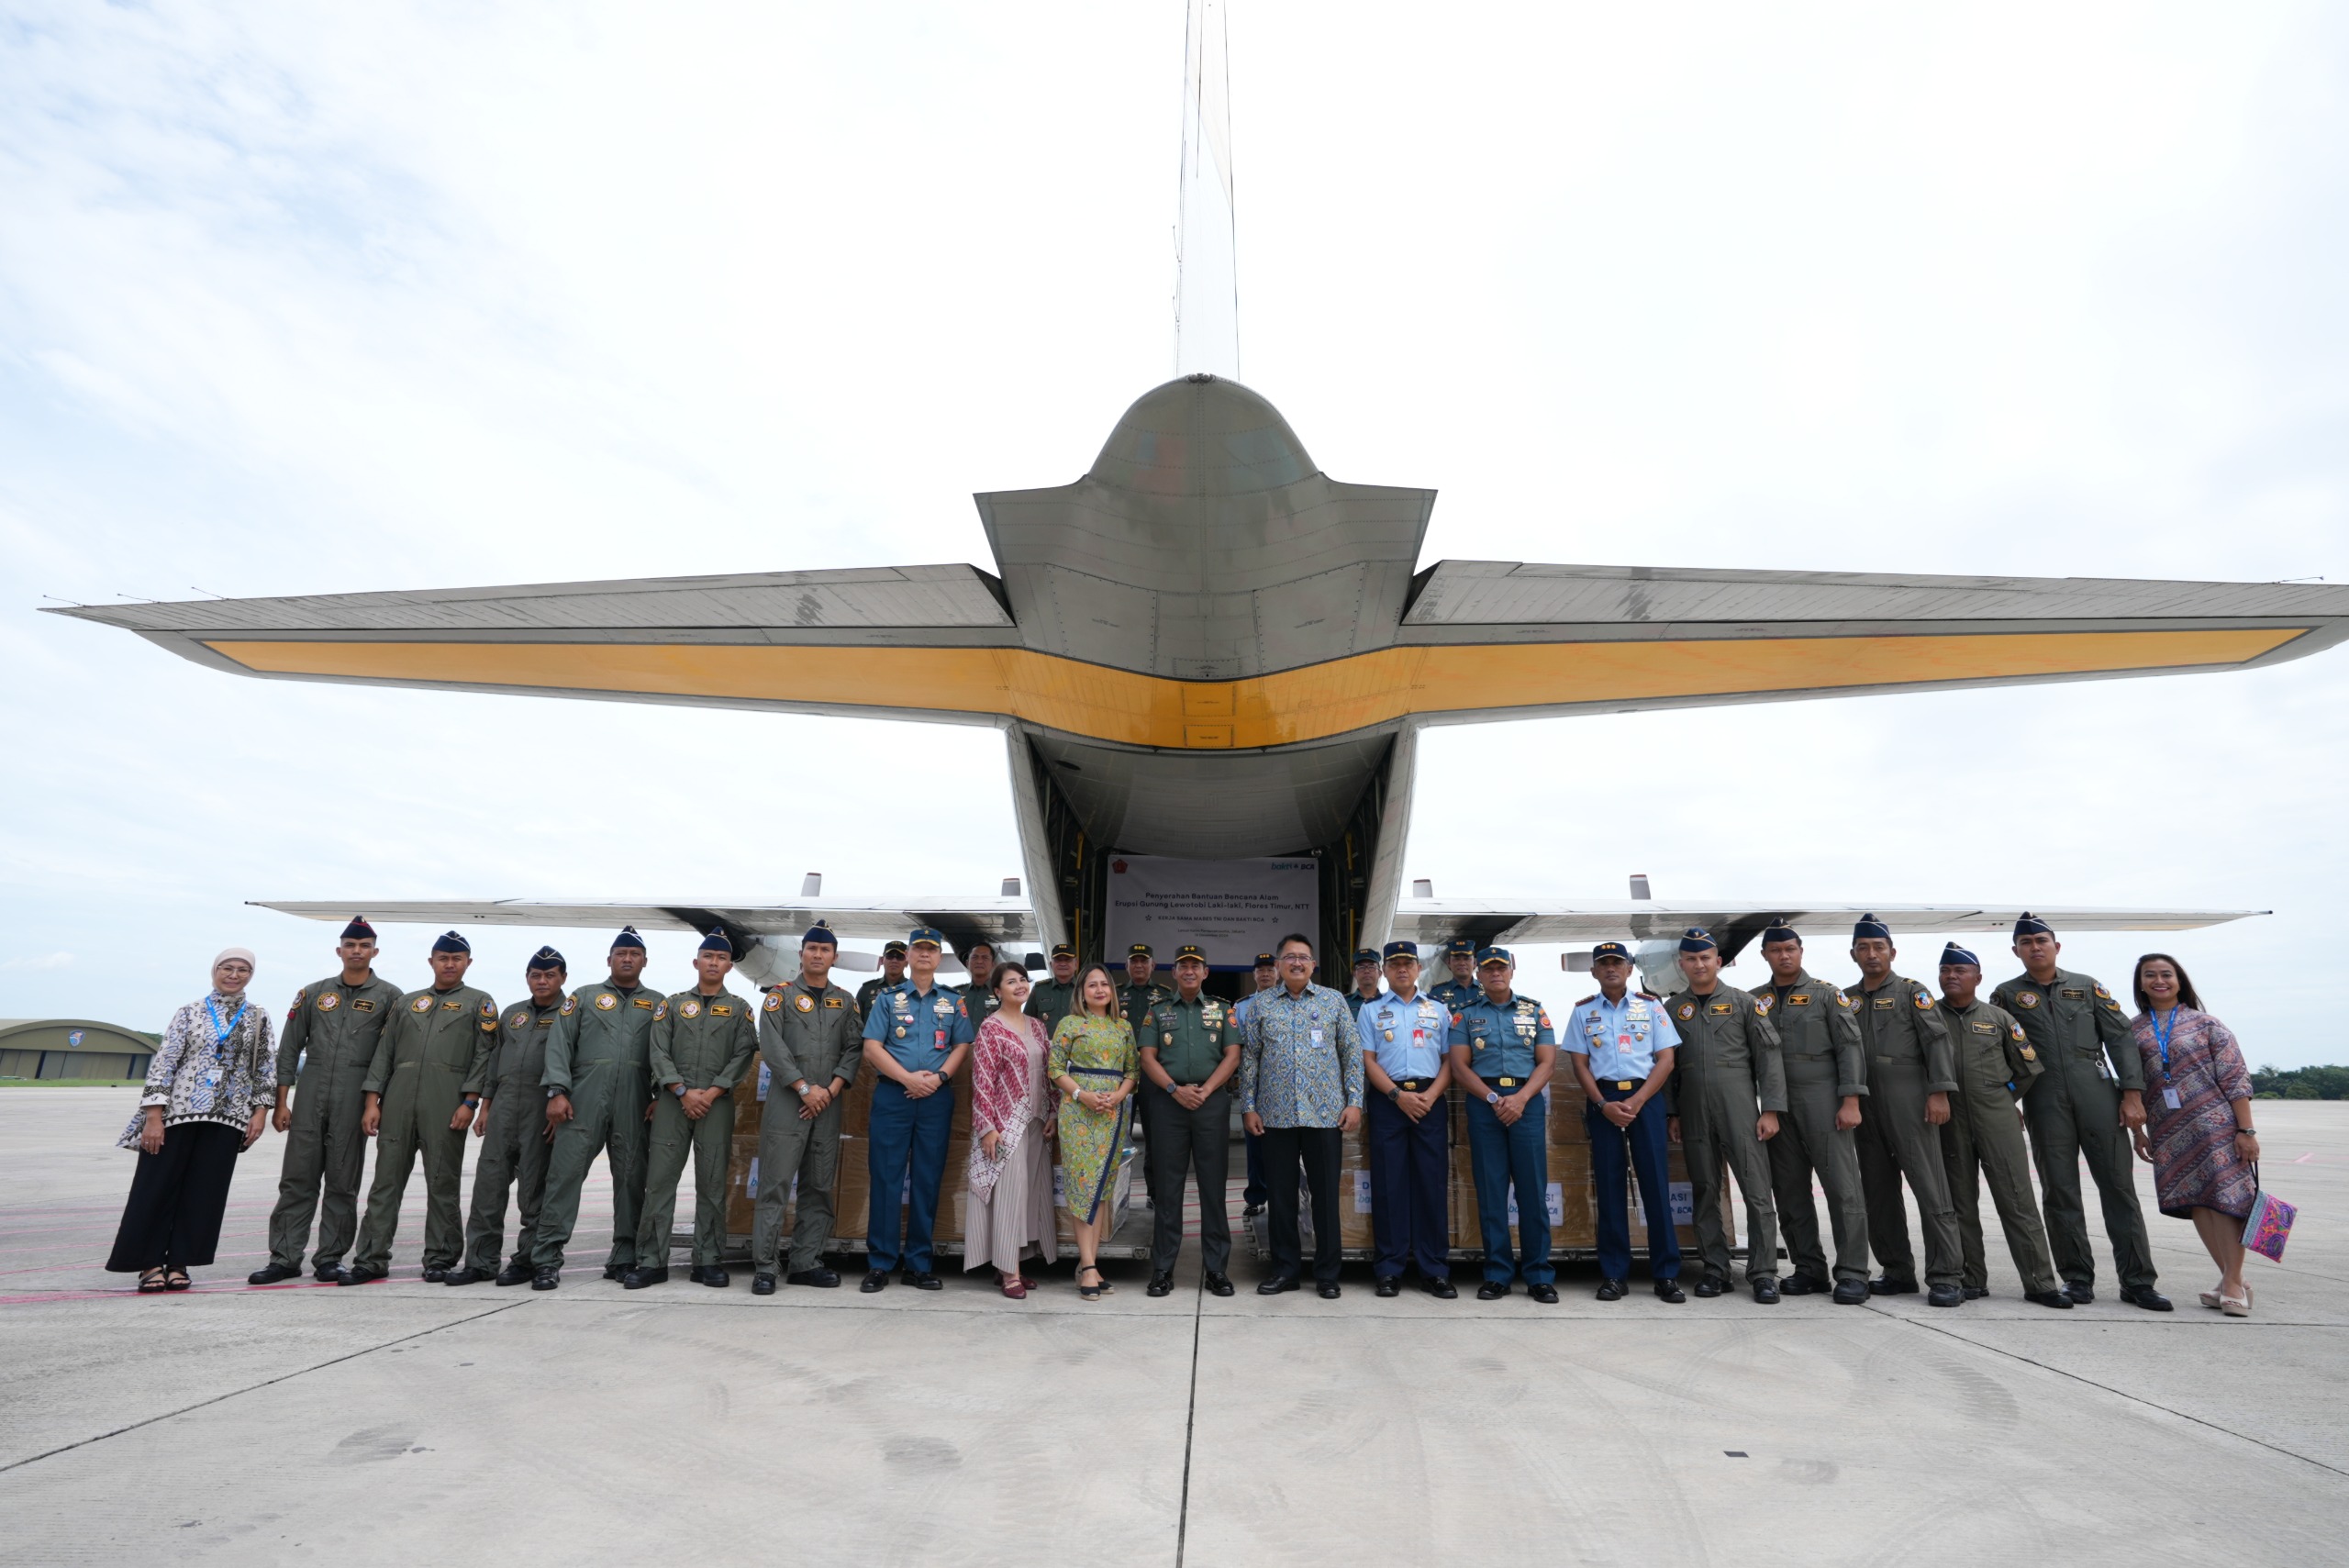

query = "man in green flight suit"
[1663,928,1787,1303]
[751,923,866,1294]
[250,917,405,1284]
[1937,943,2072,1308]
[1750,920,1872,1305]
[1849,915,1965,1308]
[340,930,498,1284]
[448,945,566,1285]
[628,929,758,1289]
[855,940,907,1019]
[532,926,662,1290]
[1993,913,2168,1309]
[1024,942,1080,1034]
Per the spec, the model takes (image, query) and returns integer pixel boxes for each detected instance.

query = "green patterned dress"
[1050,1013,1137,1223]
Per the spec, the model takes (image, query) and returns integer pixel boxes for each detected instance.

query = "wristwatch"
[1387,1086,1400,1102]
[673,1084,687,1098]
[794,1080,810,1097]
[1486,1090,1500,1106]
[545,1085,566,1100]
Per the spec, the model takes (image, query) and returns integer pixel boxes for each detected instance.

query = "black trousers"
[1145,1084,1232,1274]
[1259,1125,1343,1284]
[106,1120,243,1272]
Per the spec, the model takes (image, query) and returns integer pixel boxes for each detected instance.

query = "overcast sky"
[4,4,2345,1064]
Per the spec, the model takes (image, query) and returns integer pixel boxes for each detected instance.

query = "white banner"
[1103,854,1319,970]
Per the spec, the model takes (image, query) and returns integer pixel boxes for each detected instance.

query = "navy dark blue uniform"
[860,936,975,1280]
[1446,951,1557,1293]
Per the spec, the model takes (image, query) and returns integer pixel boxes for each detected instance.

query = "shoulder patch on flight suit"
[509,1009,531,1028]
[351,997,373,1012]
[644,998,663,1016]
[681,999,702,1019]
[293,987,308,1010]
[412,995,433,1013]
[1913,990,1934,1011]
[480,998,496,1018]
[2009,1023,2029,1044]
[763,993,782,1012]
[2014,991,2040,1008]
[795,994,815,1012]
[1753,994,1774,1016]
[1675,1002,1696,1020]
[1834,993,1855,1008]
[594,993,618,1011]
[562,995,577,1016]
[319,992,340,1013]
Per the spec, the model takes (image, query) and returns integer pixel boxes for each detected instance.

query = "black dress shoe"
[337,1265,384,1285]
[421,1267,448,1284]
[1242,1203,1265,1218]
[860,1270,890,1293]
[1652,1278,1685,1304]
[751,1273,777,1296]
[1751,1277,1780,1304]
[690,1266,731,1288]
[495,1262,533,1287]
[1868,1275,1919,1296]
[2024,1289,2075,1309]
[621,1266,668,1290]
[1424,1276,1457,1299]
[1529,1283,1559,1305]
[1316,1281,1341,1299]
[1596,1278,1627,1301]
[2120,1285,2174,1312]
[2063,1281,2095,1305]
[312,1263,343,1282]
[441,1267,487,1286]
[1257,1274,1299,1296]
[1203,1273,1235,1297]
[602,1263,629,1282]
[246,1262,301,1285]
[532,1267,560,1291]
[1375,1276,1401,1297]
[1962,1284,1989,1300]
[1926,1283,1965,1307]
[787,1267,841,1288]
[1149,1272,1178,1297]
[1778,1273,1823,1296]
[1693,1275,1728,1298]
[1476,1281,1510,1301]
[908,1271,943,1291]
[1831,1278,1869,1306]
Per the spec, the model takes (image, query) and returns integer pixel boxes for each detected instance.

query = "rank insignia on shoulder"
[1676,1003,1696,1020]
[681,1000,702,1019]
[1576,994,1596,1006]
[763,994,782,1012]
[1913,991,1933,1010]
[317,993,339,1012]
[795,995,815,1012]
[594,994,618,1010]
[2019,1046,2036,1061]
[2014,992,2040,1008]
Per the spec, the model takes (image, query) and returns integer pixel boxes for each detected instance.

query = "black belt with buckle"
[1614,1079,1636,1091]
[1392,1077,1432,1092]
[1494,1076,1521,1089]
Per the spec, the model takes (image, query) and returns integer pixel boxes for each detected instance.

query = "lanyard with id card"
[2151,1008,2183,1110]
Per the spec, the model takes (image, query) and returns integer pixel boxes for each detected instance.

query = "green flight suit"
[351,983,499,1273]
[1024,976,1077,1036]
[640,986,758,1267]
[533,980,662,1273]
[1854,972,1964,1288]
[752,974,867,1273]
[463,995,560,1273]
[1120,979,1176,1207]
[1991,967,2154,1295]
[1754,971,1871,1285]
[1937,996,2059,1295]
[266,971,405,1272]
[1664,984,1787,1284]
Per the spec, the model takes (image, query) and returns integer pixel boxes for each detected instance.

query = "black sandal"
[138,1268,168,1294]
[1077,1265,1104,1301]
[164,1270,192,1291]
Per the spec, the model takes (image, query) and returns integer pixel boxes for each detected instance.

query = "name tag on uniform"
[1787,994,1809,1006]
[631,997,656,1010]
[2163,1086,2182,1110]
[1873,998,1894,1010]
[1709,1002,1732,1016]
[351,997,374,1012]
[1310,1029,1325,1044]
[2061,988,2086,1001]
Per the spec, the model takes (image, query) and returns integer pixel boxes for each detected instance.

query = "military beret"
[340,916,376,942]
[431,930,472,955]
[1940,942,1981,968]
[1051,942,1076,960]
[1128,943,1153,960]
[1589,940,1632,963]
[1252,952,1277,968]
[1173,943,1208,963]
[881,940,908,957]
[610,926,647,951]
[698,928,734,955]
[1678,927,1717,954]
[907,927,944,949]
[1353,948,1381,965]
[526,946,566,972]
[1381,940,1418,962]
[800,922,837,946]
[1475,946,1513,969]
[2013,911,2054,939]
[1760,917,1800,946]
[1852,914,1891,943]
[1442,937,1476,957]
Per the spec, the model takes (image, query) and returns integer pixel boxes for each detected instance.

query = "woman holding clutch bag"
[964,963,1058,1297]
[2128,954,2259,1317]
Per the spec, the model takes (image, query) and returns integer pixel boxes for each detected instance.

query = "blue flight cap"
[2013,911,2054,939]
[1853,914,1891,942]
[1941,942,1981,968]
[611,926,646,951]
[526,946,565,971]
[1678,927,1717,954]
[431,930,471,955]
[1760,917,1799,946]
[340,916,376,942]
[698,929,734,955]
[1590,940,1632,963]
[1442,937,1476,957]
[1381,940,1418,962]
[800,922,837,947]
[1353,948,1381,965]
[1475,946,1513,969]
[907,927,945,949]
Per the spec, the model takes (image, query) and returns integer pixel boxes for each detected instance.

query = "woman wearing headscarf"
[963,962,1059,1297]
[106,948,277,1291]
[1049,962,1137,1300]
[2128,953,2260,1317]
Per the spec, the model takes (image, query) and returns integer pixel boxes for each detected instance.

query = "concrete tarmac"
[4,1086,2344,1564]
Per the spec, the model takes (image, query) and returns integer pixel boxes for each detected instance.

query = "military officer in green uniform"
[1137,944,1240,1298]
[1936,943,2072,1308]
[1428,937,1480,1011]
[628,929,759,1289]
[751,923,866,1294]
[1849,916,1965,1307]
[1751,920,1871,1305]
[855,939,907,1018]
[959,940,1002,1023]
[250,917,405,1284]
[1993,913,2168,1309]
[340,931,498,1284]
[449,945,566,1285]
[1663,928,1787,1302]
[1023,942,1080,1034]
[531,926,662,1290]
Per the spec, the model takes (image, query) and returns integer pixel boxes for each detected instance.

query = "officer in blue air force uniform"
[1564,941,1687,1302]
[1446,948,1559,1303]
[1428,937,1480,1011]
[1359,941,1455,1297]
[859,927,975,1293]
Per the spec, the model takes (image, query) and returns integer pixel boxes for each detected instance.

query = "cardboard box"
[1628,1145,1716,1251]
[1450,1140,1595,1250]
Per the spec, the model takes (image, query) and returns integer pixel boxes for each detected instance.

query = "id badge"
[2163,1086,2182,1111]
[1310,1029,1325,1045]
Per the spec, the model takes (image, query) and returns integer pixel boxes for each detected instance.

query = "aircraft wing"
[254,897,1041,957]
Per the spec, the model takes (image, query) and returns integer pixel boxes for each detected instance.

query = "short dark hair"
[1275,932,1315,956]
[2132,953,2204,1013]
[988,961,1029,995]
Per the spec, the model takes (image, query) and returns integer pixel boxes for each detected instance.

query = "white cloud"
[3,952,75,973]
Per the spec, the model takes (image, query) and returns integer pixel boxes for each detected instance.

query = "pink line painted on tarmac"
[2295,1152,2315,1162]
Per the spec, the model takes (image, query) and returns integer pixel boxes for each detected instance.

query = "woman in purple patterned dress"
[2127,953,2260,1317]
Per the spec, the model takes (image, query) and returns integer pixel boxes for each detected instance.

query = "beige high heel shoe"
[2220,1281,2252,1318]
[2199,1283,2224,1310]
